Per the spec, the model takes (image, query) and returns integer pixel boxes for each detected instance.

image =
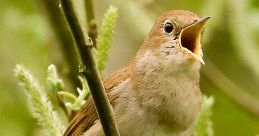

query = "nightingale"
[65,10,210,136]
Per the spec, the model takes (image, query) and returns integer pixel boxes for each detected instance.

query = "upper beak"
[179,16,210,65]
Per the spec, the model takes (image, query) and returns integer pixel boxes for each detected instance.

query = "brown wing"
[64,66,130,136]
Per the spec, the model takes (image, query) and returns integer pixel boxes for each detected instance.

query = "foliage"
[12,3,120,133]
[47,64,65,107]
[1,0,259,135]
[58,5,119,111]
[14,65,64,136]
[194,96,214,136]
[96,5,118,72]
[58,76,90,111]
[47,64,90,112]
[47,65,64,93]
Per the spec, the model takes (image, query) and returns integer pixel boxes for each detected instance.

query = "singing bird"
[65,10,210,136]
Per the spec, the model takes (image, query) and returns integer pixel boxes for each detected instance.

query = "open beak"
[180,16,210,65]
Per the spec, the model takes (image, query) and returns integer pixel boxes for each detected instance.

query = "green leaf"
[194,96,214,136]
[14,64,64,136]
[58,76,90,111]
[96,5,118,72]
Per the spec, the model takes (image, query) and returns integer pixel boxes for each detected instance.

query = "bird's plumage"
[64,10,209,136]
[64,66,130,136]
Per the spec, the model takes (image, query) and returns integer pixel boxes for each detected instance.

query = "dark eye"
[163,22,174,34]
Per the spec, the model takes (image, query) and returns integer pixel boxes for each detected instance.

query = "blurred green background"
[1,0,259,135]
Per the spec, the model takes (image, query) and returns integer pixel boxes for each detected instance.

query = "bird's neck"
[130,51,201,92]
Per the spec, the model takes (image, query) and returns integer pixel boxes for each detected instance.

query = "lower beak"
[180,16,210,65]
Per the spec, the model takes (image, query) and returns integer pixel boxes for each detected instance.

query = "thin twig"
[202,60,259,117]
[85,0,98,46]
[59,0,120,135]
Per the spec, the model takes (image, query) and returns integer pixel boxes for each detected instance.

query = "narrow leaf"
[14,65,64,136]
[96,5,118,72]
[194,96,214,136]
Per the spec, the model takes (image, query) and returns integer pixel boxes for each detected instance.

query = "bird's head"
[136,10,210,74]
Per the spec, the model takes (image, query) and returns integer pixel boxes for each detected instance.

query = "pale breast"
[84,76,201,136]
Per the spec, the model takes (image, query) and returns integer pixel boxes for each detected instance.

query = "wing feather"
[64,66,130,136]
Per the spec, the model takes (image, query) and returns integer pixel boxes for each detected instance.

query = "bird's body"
[65,10,210,136]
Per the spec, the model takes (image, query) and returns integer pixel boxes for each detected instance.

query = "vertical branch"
[59,0,120,135]
[85,0,98,46]
[36,0,80,90]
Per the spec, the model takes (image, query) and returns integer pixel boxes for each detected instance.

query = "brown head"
[136,10,210,74]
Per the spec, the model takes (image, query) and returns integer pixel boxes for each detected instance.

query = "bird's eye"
[163,21,174,34]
